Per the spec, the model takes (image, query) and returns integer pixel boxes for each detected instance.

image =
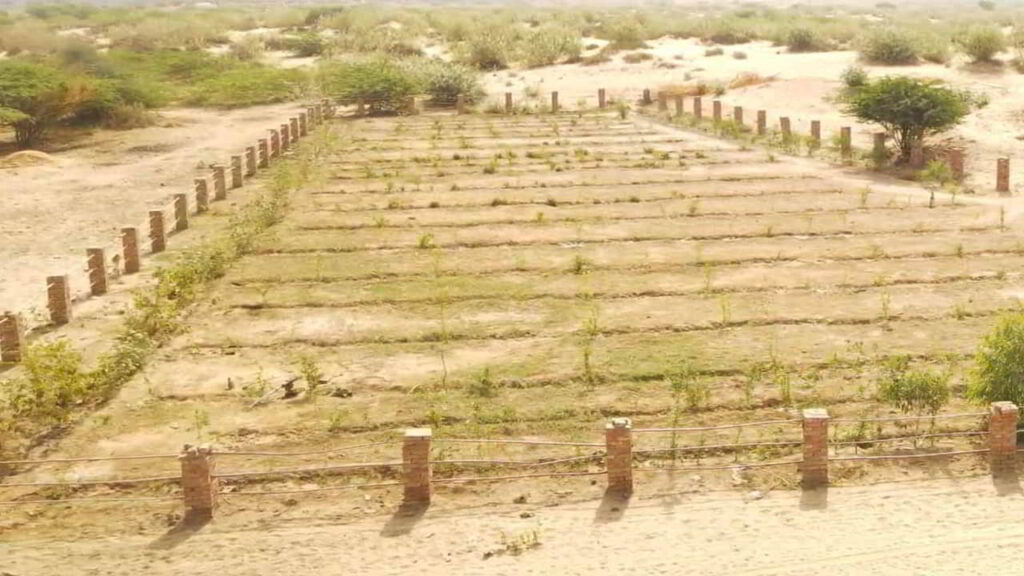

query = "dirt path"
[1,476,1020,575]
[0,103,304,329]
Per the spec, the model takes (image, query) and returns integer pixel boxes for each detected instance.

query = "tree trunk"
[13,119,43,149]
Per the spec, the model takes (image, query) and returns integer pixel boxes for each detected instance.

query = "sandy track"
[2,476,1021,575]
[0,103,305,328]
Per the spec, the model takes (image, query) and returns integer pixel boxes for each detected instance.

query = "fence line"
[0,474,181,488]
[433,470,605,484]
[829,431,987,448]
[0,495,178,506]
[633,440,802,456]
[830,412,987,424]
[830,449,990,462]
[431,454,603,468]
[632,419,801,433]
[213,440,398,458]
[216,461,402,480]
[221,480,402,497]
[433,438,603,447]
[0,453,179,466]
[633,458,803,473]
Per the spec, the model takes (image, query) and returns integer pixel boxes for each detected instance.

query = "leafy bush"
[600,18,649,51]
[878,356,950,416]
[705,47,725,57]
[461,27,517,70]
[0,60,92,147]
[188,66,307,108]
[623,51,654,63]
[841,65,869,89]
[230,36,266,61]
[319,57,418,114]
[522,25,581,67]
[413,60,483,106]
[786,27,829,53]
[859,28,919,65]
[955,25,1005,63]
[969,312,1024,407]
[842,76,970,161]
[279,32,325,57]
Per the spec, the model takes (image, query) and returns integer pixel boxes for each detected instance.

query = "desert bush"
[319,57,418,114]
[600,18,649,51]
[280,32,325,57]
[732,50,748,60]
[705,47,725,57]
[230,35,266,61]
[523,25,582,67]
[878,356,950,416]
[917,32,952,64]
[859,28,919,65]
[785,27,834,53]
[188,66,307,108]
[955,25,1005,63]
[841,65,869,90]
[106,17,227,51]
[413,59,483,105]
[461,26,517,70]
[0,60,96,147]
[843,76,970,162]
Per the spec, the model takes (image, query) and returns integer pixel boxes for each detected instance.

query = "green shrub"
[522,25,582,67]
[0,60,91,147]
[859,28,919,65]
[319,57,418,114]
[281,32,325,57]
[955,25,1005,63]
[623,51,654,63]
[969,312,1024,407]
[413,60,483,106]
[786,27,829,53]
[705,47,725,57]
[842,76,970,161]
[461,27,517,70]
[229,36,266,61]
[601,18,649,51]
[188,66,307,108]
[878,356,950,416]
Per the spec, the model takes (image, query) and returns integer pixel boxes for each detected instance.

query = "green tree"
[969,312,1024,407]
[0,60,92,148]
[843,76,971,162]
[859,28,918,65]
[318,58,419,114]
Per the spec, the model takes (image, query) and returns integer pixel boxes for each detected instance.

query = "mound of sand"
[0,150,58,169]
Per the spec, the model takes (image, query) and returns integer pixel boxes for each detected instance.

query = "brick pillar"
[605,418,633,496]
[642,89,651,105]
[149,210,166,254]
[212,166,227,201]
[810,120,821,147]
[47,275,72,325]
[258,139,269,168]
[949,149,965,181]
[551,91,559,113]
[598,88,606,109]
[840,127,852,158]
[712,100,722,122]
[693,97,702,119]
[180,444,217,520]
[0,312,24,363]
[230,156,243,189]
[403,428,432,504]
[194,178,209,213]
[733,106,743,125]
[674,95,683,117]
[270,130,281,158]
[801,408,829,488]
[86,248,107,296]
[997,158,1010,193]
[989,402,1019,476]
[456,94,466,114]
[657,92,667,111]
[121,227,140,274]
[909,146,925,169]
[280,124,290,151]
[244,147,257,177]
[780,117,792,139]
[289,118,299,142]
[756,110,766,135]
[505,92,513,114]
[172,193,188,232]
[299,112,308,137]
[873,133,886,160]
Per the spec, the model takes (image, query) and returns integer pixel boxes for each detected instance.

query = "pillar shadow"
[593,489,631,524]
[380,501,429,537]
[992,468,1021,497]
[799,486,828,511]
[148,515,211,550]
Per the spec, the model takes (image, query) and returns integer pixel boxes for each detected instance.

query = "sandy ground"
[2,476,1022,575]
[0,103,306,330]
[483,37,1024,194]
